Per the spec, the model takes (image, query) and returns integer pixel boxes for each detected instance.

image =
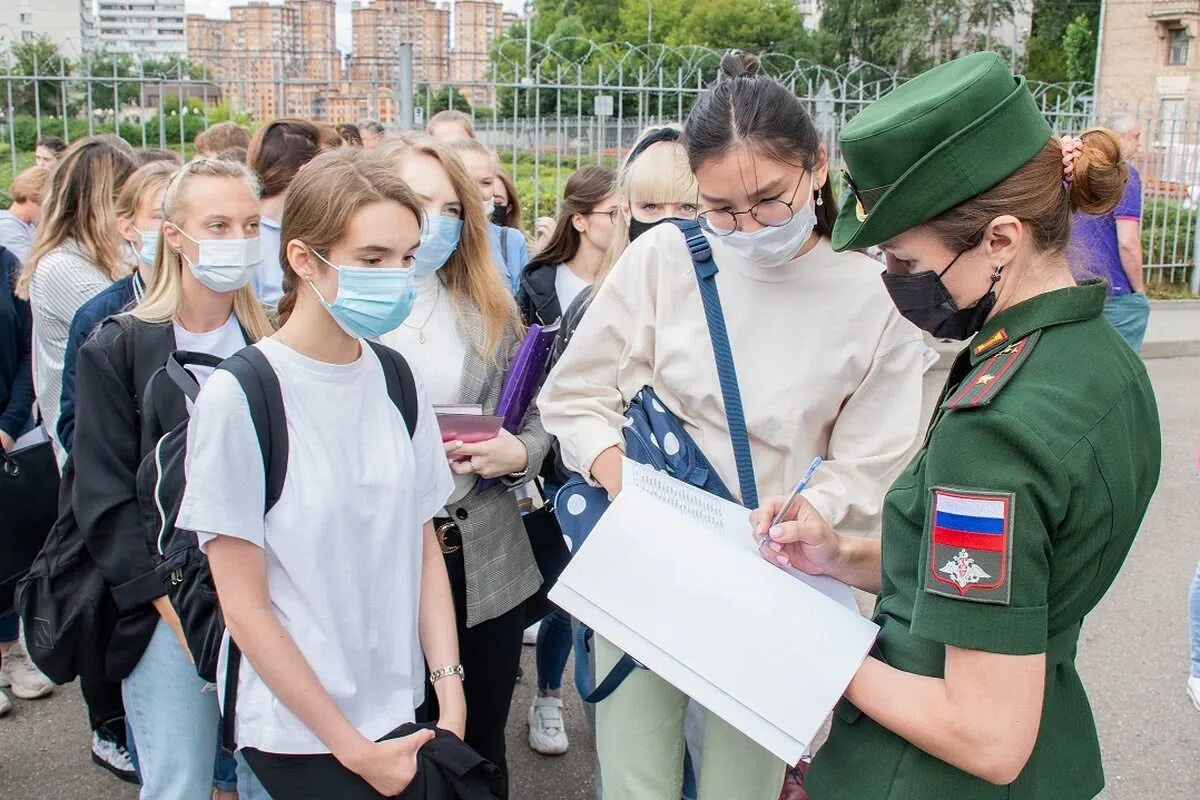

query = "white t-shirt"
[379,275,473,505]
[173,314,247,404]
[177,336,454,755]
[554,264,591,317]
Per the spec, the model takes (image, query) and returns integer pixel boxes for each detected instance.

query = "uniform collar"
[969,280,1107,364]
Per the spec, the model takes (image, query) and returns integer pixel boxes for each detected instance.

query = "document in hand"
[549,459,879,764]
[474,319,561,493]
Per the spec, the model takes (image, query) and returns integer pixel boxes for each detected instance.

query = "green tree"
[5,36,74,117]
[1024,0,1100,83]
[417,85,474,118]
[1061,14,1096,83]
[79,50,142,113]
[821,0,1017,72]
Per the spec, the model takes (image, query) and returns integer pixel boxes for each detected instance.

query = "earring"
[815,192,824,207]
[991,264,1004,281]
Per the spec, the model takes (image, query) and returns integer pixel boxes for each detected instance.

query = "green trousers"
[594,635,785,800]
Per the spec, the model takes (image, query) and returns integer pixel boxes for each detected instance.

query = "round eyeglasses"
[698,177,805,236]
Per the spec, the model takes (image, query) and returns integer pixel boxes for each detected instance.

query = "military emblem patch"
[924,487,1013,604]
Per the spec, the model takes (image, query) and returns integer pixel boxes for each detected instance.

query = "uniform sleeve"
[537,243,657,480]
[910,410,1069,655]
[801,312,925,539]
[179,369,268,552]
[409,375,455,522]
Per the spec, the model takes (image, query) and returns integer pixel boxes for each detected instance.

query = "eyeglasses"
[582,208,619,223]
[698,177,805,236]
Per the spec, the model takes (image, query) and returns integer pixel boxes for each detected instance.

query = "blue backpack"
[553,217,759,702]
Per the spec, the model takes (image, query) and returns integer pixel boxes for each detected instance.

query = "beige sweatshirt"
[538,223,926,539]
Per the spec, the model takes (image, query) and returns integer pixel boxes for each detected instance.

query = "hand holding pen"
[749,457,844,575]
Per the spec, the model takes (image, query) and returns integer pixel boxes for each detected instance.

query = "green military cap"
[831,52,1053,252]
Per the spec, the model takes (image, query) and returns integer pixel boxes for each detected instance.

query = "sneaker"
[528,695,569,755]
[522,621,541,646]
[92,730,139,784]
[0,688,11,717]
[0,639,54,699]
[1188,676,1200,712]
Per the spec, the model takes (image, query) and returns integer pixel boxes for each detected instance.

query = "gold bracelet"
[430,664,465,684]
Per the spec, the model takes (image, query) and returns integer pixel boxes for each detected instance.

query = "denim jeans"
[122,620,238,796]
[1102,292,1151,353]
[0,611,18,642]
[535,607,574,692]
[1190,561,1200,679]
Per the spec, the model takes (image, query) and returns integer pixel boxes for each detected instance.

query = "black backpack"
[136,341,418,746]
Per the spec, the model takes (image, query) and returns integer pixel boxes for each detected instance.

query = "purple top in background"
[1069,164,1142,297]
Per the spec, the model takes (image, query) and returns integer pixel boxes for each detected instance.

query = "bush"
[1142,197,1197,271]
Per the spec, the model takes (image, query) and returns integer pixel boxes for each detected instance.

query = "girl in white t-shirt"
[178,148,463,799]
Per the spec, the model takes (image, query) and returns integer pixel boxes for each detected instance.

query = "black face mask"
[490,205,509,227]
[628,216,674,242]
[881,252,1002,340]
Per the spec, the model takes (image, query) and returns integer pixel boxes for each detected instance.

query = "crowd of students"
[0,50,1165,800]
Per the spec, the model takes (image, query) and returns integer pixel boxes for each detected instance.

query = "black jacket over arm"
[72,316,177,677]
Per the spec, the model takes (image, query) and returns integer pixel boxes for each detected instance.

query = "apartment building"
[349,0,451,87]
[453,0,506,105]
[0,0,82,53]
[1097,0,1199,108]
[92,1,186,59]
[185,0,516,123]
[187,0,338,122]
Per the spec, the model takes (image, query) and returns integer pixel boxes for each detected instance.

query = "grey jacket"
[443,300,550,627]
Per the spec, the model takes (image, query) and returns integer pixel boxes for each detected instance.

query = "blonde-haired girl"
[73,156,268,800]
[19,134,137,462]
[377,133,550,797]
[57,160,177,454]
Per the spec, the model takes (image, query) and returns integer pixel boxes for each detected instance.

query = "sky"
[185,0,528,53]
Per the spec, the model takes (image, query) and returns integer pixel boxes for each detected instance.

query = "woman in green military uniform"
[751,53,1161,799]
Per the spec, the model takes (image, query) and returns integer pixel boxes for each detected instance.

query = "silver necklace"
[403,282,440,344]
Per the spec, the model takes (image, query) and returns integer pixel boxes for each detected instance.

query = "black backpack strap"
[366,341,419,437]
[500,227,510,269]
[213,345,289,755]
[218,347,289,511]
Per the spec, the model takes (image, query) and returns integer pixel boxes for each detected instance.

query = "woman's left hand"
[447,429,528,479]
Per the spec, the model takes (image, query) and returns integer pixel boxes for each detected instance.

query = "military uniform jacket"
[807,282,1161,799]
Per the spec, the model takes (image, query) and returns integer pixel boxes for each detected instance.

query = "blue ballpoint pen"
[756,456,824,550]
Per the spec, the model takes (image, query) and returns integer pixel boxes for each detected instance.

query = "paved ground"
[2,357,1198,799]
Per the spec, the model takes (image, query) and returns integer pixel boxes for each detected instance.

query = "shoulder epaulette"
[942,331,1041,410]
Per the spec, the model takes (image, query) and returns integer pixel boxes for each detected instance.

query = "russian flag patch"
[924,487,1014,605]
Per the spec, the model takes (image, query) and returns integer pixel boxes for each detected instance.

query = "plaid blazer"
[443,300,550,627]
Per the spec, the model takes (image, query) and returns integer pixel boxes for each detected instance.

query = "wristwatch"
[430,664,466,684]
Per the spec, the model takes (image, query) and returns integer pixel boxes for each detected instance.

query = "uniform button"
[455,508,469,521]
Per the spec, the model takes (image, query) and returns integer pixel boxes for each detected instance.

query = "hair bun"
[1068,128,1129,216]
[720,50,761,79]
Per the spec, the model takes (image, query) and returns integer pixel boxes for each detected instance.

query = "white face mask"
[718,200,817,269]
[176,229,262,292]
[482,199,496,220]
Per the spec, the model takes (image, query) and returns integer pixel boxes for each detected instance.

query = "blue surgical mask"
[307,248,417,339]
[413,215,463,277]
[136,229,159,268]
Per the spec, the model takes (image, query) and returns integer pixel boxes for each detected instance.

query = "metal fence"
[2,40,1197,289]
